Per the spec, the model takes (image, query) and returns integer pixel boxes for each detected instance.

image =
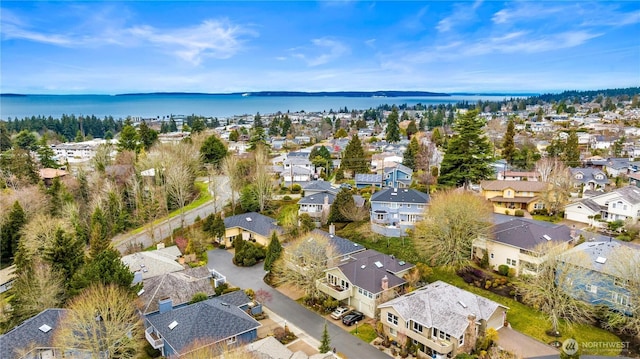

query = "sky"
[1,1,639,94]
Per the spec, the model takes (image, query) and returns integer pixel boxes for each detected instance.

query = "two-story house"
[378,281,508,359]
[496,170,540,181]
[0,309,70,359]
[369,188,430,237]
[480,180,548,214]
[560,241,639,316]
[317,249,414,318]
[570,167,609,193]
[564,186,640,228]
[282,156,314,184]
[144,291,261,358]
[355,173,383,189]
[472,218,576,276]
[383,164,413,188]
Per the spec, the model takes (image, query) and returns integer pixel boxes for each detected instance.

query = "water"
[0,94,515,120]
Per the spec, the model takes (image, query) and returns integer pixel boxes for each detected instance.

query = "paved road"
[497,327,559,358]
[113,176,231,253]
[207,249,389,359]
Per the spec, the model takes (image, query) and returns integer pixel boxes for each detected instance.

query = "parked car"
[330,306,350,320]
[342,311,364,326]
[339,183,352,190]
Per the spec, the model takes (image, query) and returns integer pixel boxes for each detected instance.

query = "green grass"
[336,222,421,263]
[350,323,377,343]
[532,215,562,223]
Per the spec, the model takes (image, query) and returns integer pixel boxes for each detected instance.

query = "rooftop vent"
[595,257,607,264]
[137,289,145,296]
[374,261,383,268]
[458,301,467,309]
[361,265,366,269]
[398,261,406,266]
[221,302,230,307]
[246,217,252,222]
[168,321,178,330]
[543,235,552,241]
[39,324,52,333]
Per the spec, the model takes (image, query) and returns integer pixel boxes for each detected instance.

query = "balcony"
[145,327,164,349]
[316,279,351,301]
[423,336,453,355]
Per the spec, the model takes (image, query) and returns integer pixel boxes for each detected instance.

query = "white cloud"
[492,3,566,24]
[464,30,601,55]
[291,38,349,67]
[437,0,483,32]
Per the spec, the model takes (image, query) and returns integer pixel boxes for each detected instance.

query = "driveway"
[498,327,559,358]
[207,249,389,359]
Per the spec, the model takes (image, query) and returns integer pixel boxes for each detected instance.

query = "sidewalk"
[262,306,324,355]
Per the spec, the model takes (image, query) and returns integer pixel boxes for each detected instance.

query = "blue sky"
[1,1,639,94]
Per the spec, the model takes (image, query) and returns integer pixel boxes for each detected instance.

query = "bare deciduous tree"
[53,284,143,359]
[222,155,242,215]
[18,213,71,262]
[252,144,273,213]
[339,200,369,222]
[540,161,573,215]
[270,233,336,301]
[9,259,64,325]
[413,190,493,268]
[599,246,640,338]
[164,161,194,228]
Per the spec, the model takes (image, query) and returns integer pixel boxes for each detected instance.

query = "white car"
[330,306,350,320]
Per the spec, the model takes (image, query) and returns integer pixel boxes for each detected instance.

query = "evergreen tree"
[328,188,354,223]
[138,120,158,151]
[190,117,206,133]
[268,117,280,136]
[89,207,111,258]
[406,120,418,139]
[117,122,139,153]
[44,228,85,286]
[502,119,517,165]
[564,130,581,167]
[418,116,427,132]
[431,127,443,147]
[340,134,368,176]
[70,248,137,295]
[385,107,401,143]
[0,201,27,266]
[200,134,228,168]
[264,232,283,271]
[168,118,178,132]
[253,112,264,128]
[319,322,331,353]
[438,110,493,188]
[0,122,12,151]
[248,127,268,151]
[402,136,419,170]
[14,130,38,151]
[37,135,58,168]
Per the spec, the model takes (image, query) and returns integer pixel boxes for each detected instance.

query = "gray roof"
[298,193,335,205]
[614,186,640,204]
[146,292,260,355]
[489,218,573,250]
[379,281,507,338]
[384,163,413,176]
[338,249,413,294]
[139,266,215,314]
[302,181,336,193]
[562,241,640,278]
[370,188,429,204]
[0,308,66,358]
[122,245,184,280]
[570,167,609,185]
[224,212,283,237]
[310,229,365,257]
[355,173,382,184]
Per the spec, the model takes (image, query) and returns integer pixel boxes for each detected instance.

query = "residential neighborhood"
[1,88,640,359]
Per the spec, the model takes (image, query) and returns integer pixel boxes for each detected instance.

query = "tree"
[53,284,143,359]
[0,200,27,266]
[14,130,38,151]
[138,120,158,151]
[319,322,331,353]
[248,127,268,150]
[402,136,419,170]
[92,143,113,173]
[190,117,206,133]
[541,161,573,216]
[406,120,418,139]
[264,232,283,271]
[511,141,541,171]
[413,191,492,268]
[165,161,195,228]
[240,185,260,212]
[222,155,242,215]
[328,188,354,223]
[438,110,493,188]
[89,207,111,258]
[200,134,228,168]
[37,135,58,168]
[117,123,139,153]
[0,122,12,151]
[334,128,348,138]
[252,144,273,213]
[44,228,85,286]
[520,242,594,336]
[341,134,368,177]
[203,213,225,244]
[71,248,136,295]
[270,233,336,301]
[385,107,401,143]
[502,119,516,165]
[563,130,581,167]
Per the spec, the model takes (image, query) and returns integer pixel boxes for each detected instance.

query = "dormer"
[574,172,584,180]
[594,172,605,180]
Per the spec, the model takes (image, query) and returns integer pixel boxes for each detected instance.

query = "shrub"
[194,215,201,222]
[505,210,510,215]
[480,251,490,269]
[190,292,208,304]
[508,268,516,278]
[485,280,492,289]
[498,265,509,276]
[322,297,339,312]
[291,184,302,193]
[283,195,292,201]
[219,243,226,249]
[514,210,524,217]
[215,282,229,296]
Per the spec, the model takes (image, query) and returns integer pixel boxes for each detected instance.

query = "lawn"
[337,222,622,356]
[350,323,377,343]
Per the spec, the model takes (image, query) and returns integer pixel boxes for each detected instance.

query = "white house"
[564,186,640,227]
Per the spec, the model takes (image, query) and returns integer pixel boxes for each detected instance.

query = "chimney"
[324,195,329,205]
[132,271,143,285]
[329,223,335,235]
[381,275,389,290]
[159,297,173,314]
[461,314,478,354]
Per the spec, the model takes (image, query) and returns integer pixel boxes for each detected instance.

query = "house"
[122,245,184,282]
[371,152,403,172]
[564,186,640,228]
[560,241,639,315]
[355,173,383,189]
[472,218,576,276]
[223,212,283,247]
[0,308,68,359]
[298,192,334,225]
[0,265,16,294]
[301,181,338,197]
[138,266,217,315]
[283,156,314,183]
[310,227,366,266]
[378,281,508,359]
[480,180,548,214]
[316,249,414,318]
[629,172,640,188]
[383,164,413,188]
[496,170,540,181]
[144,291,261,358]
[38,168,68,187]
[370,188,430,237]
[583,157,631,178]
[570,167,609,192]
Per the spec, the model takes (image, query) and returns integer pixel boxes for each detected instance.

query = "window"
[506,258,517,266]
[406,204,411,208]
[227,336,237,345]
[624,205,628,210]
[534,202,545,210]
[387,313,398,326]
[389,203,398,209]
[376,213,385,220]
[612,293,630,307]
[389,327,397,336]
[412,321,423,333]
[490,253,494,259]
[585,284,598,294]
[417,205,425,210]
[614,277,629,288]
[459,335,464,346]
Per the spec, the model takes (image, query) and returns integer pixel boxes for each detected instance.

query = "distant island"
[114,91,451,97]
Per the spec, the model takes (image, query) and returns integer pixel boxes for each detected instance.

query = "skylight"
[39,324,52,333]
[543,235,552,241]
[137,289,145,296]
[458,301,467,309]
[595,257,607,264]
[168,321,178,330]
[361,265,366,269]
[398,261,406,266]
[374,261,383,268]
[246,217,252,222]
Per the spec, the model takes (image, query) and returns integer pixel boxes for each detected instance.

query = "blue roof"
[0,309,66,359]
[310,229,364,257]
[298,193,335,205]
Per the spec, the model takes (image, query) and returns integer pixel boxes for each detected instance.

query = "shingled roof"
[224,212,283,237]
[139,266,215,314]
[338,249,413,294]
[370,188,429,204]
[489,218,573,250]
[0,309,66,359]
[480,180,548,192]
